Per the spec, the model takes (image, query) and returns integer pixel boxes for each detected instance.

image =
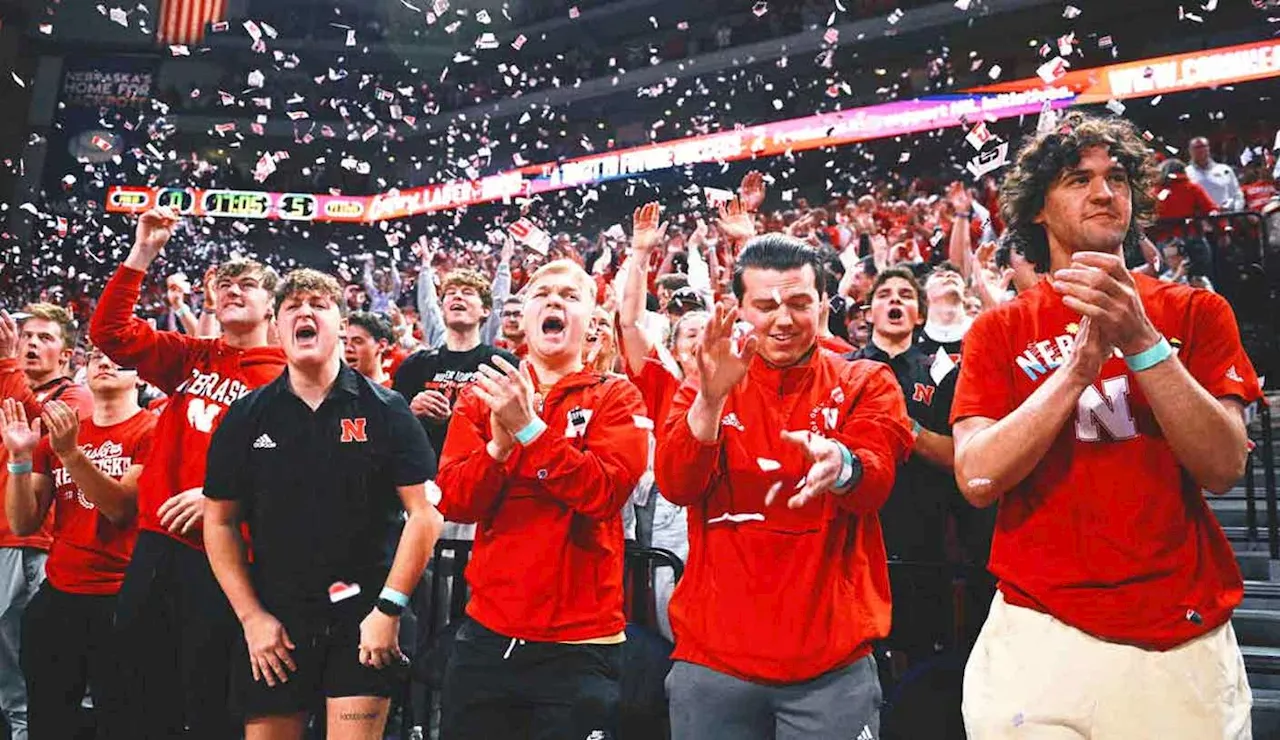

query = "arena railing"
[1151,210,1278,558]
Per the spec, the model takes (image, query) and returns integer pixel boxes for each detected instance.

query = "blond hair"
[22,303,76,348]
[525,259,598,304]
[274,269,346,314]
[215,258,280,293]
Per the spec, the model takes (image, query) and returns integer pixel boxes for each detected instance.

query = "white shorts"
[963,591,1252,739]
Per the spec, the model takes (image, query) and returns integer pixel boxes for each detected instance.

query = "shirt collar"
[269,362,363,404]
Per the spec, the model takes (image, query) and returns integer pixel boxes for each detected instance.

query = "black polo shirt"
[850,340,958,561]
[205,363,436,613]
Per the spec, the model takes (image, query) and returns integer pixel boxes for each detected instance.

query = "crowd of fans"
[0,111,1270,740]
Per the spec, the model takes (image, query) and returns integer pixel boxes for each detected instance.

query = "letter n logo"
[340,418,368,443]
[912,383,936,405]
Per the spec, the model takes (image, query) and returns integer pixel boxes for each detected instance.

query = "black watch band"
[375,598,405,617]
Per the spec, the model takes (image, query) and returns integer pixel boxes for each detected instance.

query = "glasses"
[501,311,522,318]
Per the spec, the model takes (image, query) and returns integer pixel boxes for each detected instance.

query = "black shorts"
[232,595,404,719]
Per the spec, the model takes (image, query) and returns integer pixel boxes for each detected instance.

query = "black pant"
[113,531,238,739]
[440,618,621,740]
[20,583,126,740]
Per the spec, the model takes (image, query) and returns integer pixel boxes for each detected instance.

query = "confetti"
[752,1,768,17]
[9,72,23,88]
[1105,99,1126,115]
[953,0,971,8]
[707,512,766,525]
[109,7,127,26]
[37,23,53,34]
[1063,5,1081,18]
[823,28,839,45]
[1036,56,1070,84]
[512,34,527,50]
[569,6,580,18]
[757,458,782,472]
[169,45,190,56]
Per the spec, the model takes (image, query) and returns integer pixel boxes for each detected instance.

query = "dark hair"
[858,254,879,278]
[932,260,962,275]
[869,266,927,323]
[665,286,706,316]
[999,112,1159,272]
[655,273,689,293]
[346,311,394,345]
[732,234,826,300]
[274,269,345,314]
[1160,158,1188,183]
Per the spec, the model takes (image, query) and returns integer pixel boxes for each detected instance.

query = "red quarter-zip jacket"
[90,265,286,551]
[656,350,913,683]
[436,369,648,642]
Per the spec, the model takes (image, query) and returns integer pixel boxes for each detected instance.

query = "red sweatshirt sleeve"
[828,363,913,515]
[653,380,723,507]
[1191,182,1219,215]
[436,390,509,524]
[89,265,194,394]
[511,378,648,520]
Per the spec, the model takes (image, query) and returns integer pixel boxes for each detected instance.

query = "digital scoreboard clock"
[200,190,271,219]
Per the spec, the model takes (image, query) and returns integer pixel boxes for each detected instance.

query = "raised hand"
[631,202,668,255]
[948,181,973,213]
[42,400,80,459]
[716,197,756,244]
[739,170,766,213]
[472,357,538,436]
[0,399,40,460]
[695,302,757,404]
[1052,251,1160,356]
[1062,316,1116,386]
[131,207,179,265]
[0,311,18,360]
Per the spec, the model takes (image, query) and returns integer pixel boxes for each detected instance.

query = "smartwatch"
[375,598,405,617]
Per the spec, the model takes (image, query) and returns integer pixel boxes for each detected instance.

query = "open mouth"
[295,325,318,342]
[541,316,565,336]
[24,351,37,361]
[887,307,904,321]
[447,302,468,312]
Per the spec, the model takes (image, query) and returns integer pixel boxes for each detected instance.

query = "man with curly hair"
[952,112,1260,738]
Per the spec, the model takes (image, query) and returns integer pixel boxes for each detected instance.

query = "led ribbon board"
[103,38,1280,223]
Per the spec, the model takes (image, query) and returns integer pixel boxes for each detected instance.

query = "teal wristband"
[7,460,32,475]
[514,417,547,446]
[379,587,409,609]
[1124,336,1172,373]
[835,443,855,489]
[912,419,923,437]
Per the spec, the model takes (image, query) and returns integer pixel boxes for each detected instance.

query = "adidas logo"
[252,434,277,449]
[720,413,745,432]
[855,725,874,740]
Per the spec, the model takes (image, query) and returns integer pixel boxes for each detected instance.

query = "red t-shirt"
[33,410,156,595]
[952,275,1262,649]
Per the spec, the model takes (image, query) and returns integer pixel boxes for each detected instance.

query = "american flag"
[156,0,227,45]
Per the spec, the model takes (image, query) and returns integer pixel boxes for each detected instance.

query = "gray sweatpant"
[0,547,46,740]
[667,655,882,740]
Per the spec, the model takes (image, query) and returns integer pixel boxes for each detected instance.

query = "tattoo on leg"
[338,712,379,721]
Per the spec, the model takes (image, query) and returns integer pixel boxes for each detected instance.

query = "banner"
[61,58,154,109]
[103,38,1280,223]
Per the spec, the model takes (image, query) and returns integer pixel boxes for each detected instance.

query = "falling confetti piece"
[752,1,768,17]
[823,28,839,44]
[707,512,766,525]
[1036,56,1069,84]
[568,6,580,18]
[954,0,971,8]
[757,458,782,472]
[1063,5,1081,18]
[1105,99,1126,115]
[37,23,52,34]
[988,64,1002,79]
[109,7,127,26]
[10,72,23,88]
[511,34,527,50]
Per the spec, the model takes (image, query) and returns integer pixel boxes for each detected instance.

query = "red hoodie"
[0,363,94,550]
[656,351,913,684]
[436,370,648,642]
[89,266,286,551]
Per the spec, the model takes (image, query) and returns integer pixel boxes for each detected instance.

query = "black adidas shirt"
[393,343,519,456]
[204,364,436,613]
